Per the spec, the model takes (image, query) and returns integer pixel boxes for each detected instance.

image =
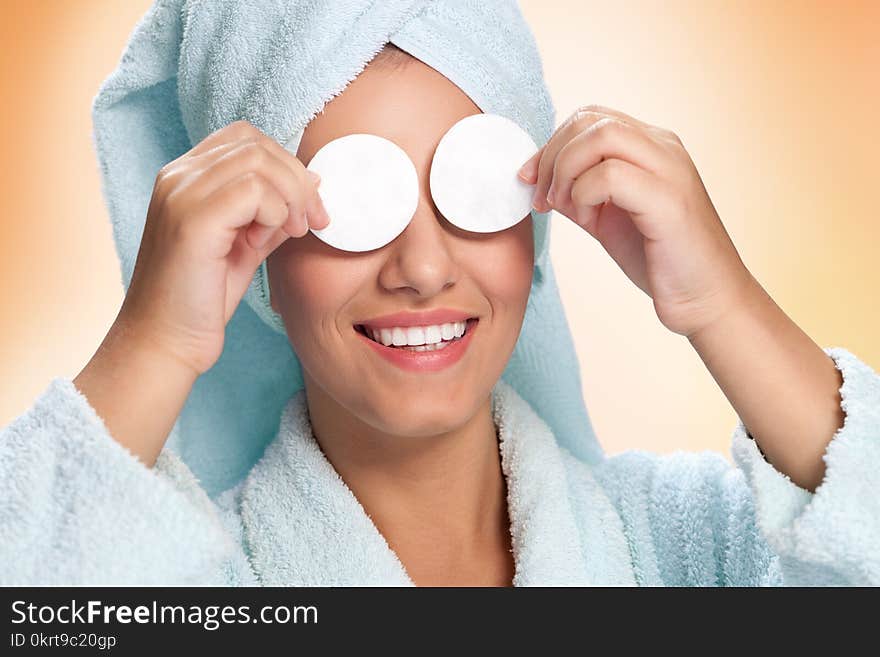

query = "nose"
[377,200,460,298]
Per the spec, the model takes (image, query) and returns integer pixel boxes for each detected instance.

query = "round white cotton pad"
[430,113,538,233]
[305,134,419,252]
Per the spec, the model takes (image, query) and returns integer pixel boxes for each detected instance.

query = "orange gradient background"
[1,1,877,460]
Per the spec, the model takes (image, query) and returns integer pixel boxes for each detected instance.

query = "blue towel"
[90,0,603,497]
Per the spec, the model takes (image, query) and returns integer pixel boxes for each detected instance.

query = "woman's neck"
[302,377,514,585]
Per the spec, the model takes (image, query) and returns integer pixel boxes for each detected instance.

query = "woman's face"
[267,52,534,438]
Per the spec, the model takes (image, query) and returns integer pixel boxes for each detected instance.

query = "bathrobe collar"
[239,379,634,586]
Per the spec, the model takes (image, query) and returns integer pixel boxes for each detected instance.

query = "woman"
[1,0,878,586]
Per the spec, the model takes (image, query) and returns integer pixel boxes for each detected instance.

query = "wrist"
[77,317,201,419]
[686,271,768,349]
[104,314,204,383]
[73,318,200,468]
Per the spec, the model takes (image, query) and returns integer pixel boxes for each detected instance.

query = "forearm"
[73,318,199,468]
[687,274,844,492]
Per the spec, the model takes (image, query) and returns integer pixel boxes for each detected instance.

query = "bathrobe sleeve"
[593,346,880,586]
[0,377,242,585]
[724,346,880,585]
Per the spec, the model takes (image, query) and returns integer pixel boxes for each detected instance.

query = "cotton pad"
[430,113,538,233]
[305,134,419,252]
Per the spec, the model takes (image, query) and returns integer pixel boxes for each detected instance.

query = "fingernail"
[307,170,321,185]
[546,185,556,206]
[518,155,538,181]
[311,211,329,230]
[313,200,330,229]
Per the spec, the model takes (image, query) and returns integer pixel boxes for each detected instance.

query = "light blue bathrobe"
[1,345,878,585]
[2,1,878,586]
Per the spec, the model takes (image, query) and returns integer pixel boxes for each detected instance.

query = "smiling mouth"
[354,318,478,352]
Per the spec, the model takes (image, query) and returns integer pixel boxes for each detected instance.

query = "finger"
[245,132,330,230]
[532,109,609,212]
[157,135,256,190]
[258,225,294,258]
[299,170,329,229]
[199,121,321,205]
[247,219,291,250]
[224,227,291,325]
[238,128,325,223]
[188,126,304,184]
[186,123,321,222]
[258,128,330,230]
[251,187,313,247]
[532,105,677,212]
[254,130,310,180]
[188,140,310,221]
[188,124,330,231]
[187,120,267,159]
[573,104,654,130]
[187,172,291,258]
[547,118,669,212]
[183,135,254,164]
[180,123,323,238]
[227,221,293,287]
[568,158,676,241]
[244,180,294,250]
[577,104,684,147]
[517,144,545,184]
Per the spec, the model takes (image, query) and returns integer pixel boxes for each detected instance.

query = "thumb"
[257,226,292,261]
[517,144,545,183]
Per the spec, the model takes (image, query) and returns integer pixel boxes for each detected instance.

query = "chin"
[359,384,483,438]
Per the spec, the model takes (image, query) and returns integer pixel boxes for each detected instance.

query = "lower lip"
[355,319,479,373]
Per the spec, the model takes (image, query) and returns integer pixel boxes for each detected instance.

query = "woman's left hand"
[518,104,756,338]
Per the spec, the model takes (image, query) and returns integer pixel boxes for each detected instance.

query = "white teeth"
[406,326,426,345]
[391,327,408,346]
[361,320,472,348]
[424,325,442,344]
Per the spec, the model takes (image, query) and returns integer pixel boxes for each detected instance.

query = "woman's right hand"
[116,120,330,376]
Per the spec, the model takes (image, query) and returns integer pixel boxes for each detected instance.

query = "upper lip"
[355,308,477,330]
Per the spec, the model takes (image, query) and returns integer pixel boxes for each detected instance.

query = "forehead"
[296,56,482,174]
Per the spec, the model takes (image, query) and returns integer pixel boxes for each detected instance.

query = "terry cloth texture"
[1,347,878,585]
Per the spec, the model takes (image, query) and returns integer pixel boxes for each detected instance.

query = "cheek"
[268,247,364,348]
[464,217,534,315]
